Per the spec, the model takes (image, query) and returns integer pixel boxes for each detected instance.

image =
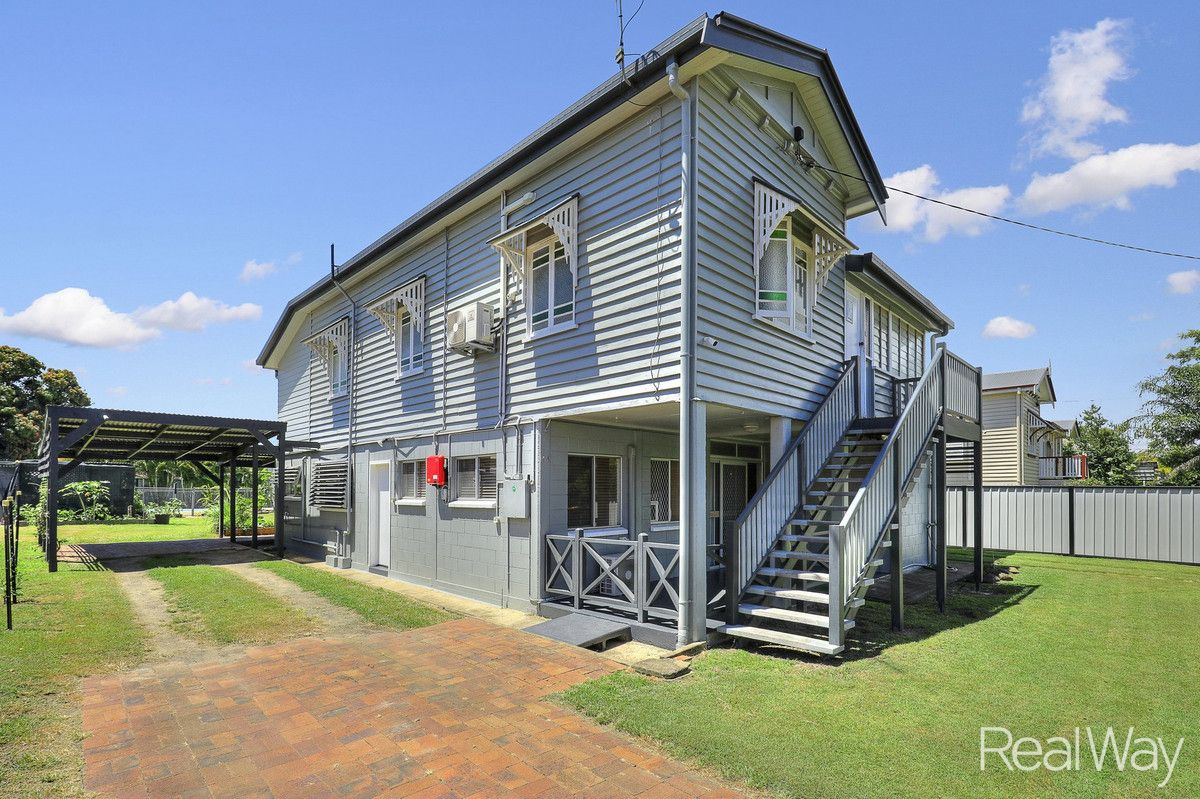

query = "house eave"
[845,252,953,334]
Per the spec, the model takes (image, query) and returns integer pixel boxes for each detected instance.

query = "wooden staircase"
[720,421,895,655]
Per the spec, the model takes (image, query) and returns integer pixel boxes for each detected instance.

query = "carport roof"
[38,406,316,468]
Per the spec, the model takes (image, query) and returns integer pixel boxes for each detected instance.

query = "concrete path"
[81,618,746,798]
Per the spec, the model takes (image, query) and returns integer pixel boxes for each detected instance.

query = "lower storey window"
[567,454,620,528]
[649,458,680,523]
[397,459,427,499]
[454,455,497,502]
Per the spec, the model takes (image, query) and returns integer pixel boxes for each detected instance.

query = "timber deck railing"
[544,531,680,623]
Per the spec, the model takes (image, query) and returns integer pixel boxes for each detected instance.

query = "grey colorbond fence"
[947,486,1200,565]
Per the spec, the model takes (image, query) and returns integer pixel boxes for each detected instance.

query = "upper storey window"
[752,180,853,338]
[490,195,579,339]
[304,317,350,399]
[366,277,426,378]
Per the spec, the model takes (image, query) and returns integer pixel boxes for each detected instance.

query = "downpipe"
[330,246,356,559]
[668,58,699,649]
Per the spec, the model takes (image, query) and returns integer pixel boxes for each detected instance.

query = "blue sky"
[2,2,1197,428]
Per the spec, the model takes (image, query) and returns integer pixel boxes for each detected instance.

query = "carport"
[37,406,315,572]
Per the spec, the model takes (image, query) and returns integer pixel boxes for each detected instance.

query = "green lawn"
[0,538,146,798]
[563,552,1200,799]
[57,515,216,545]
[145,557,317,644]
[253,559,454,631]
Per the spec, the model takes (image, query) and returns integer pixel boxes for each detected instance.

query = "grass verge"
[561,552,1200,799]
[145,557,317,645]
[253,560,454,630]
[0,539,146,798]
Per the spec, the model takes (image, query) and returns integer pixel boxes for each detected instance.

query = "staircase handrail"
[833,347,950,621]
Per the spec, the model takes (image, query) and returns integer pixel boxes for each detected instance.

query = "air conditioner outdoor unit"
[446,302,495,354]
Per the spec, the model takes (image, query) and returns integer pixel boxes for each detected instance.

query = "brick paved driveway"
[82,618,744,798]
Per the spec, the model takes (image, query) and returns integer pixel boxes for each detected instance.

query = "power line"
[798,156,1200,261]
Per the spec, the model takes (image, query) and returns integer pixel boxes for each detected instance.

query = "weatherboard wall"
[692,68,850,421]
[273,99,684,452]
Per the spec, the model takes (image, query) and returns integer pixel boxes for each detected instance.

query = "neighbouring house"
[257,13,983,655]
[949,367,1084,487]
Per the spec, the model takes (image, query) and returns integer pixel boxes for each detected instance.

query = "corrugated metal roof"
[982,368,1050,391]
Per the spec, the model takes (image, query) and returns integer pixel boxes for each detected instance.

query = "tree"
[1138,329,1200,485]
[0,346,90,460]
[1069,404,1137,486]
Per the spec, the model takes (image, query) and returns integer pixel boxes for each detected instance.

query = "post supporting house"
[37,406,315,571]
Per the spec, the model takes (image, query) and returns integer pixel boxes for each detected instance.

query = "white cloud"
[135,291,261,331]
[878,165,1011,242]
[0,288,159,348]
[1020,143,1200,213]
[239,259,277,282]
[1167,270,1200,294]
[107,386,129,397]
[1017,283,1032,297]
[983,316,1037,339]
[240,252,300,282]
[1021,18,1132,160]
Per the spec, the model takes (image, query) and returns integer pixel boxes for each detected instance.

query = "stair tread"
[745,585,829,603]
[779,533,829,544]
[790,518,838,526]
[808,490,857,497]
[738,603,854,630]
[719,625,843,655]
[770,549,830,563]
[757,566,830,582]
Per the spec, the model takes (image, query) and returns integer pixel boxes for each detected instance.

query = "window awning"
[303,317,349,376]
[753,180,854,295]
[365,277,425,344]
[489,195,579,288]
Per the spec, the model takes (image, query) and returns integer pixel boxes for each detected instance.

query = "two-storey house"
[257,14,983,655]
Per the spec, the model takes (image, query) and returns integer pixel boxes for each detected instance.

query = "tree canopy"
[0,345,91,460]
[1139,329,1200,485]
[1066,404,1138,486]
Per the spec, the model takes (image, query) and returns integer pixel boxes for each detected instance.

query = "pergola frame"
[37,406,316,572]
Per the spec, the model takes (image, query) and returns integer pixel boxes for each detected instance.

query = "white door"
[369,462,391,568]
[844,286,873,414]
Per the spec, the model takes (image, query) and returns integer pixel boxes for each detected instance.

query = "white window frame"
[525,234,575,338]
[450,454,497,506]
[870,301,925,379]
[649,458,680,525]
[566,453,623,529]
[754,216,815,338]
[396,459,427,504]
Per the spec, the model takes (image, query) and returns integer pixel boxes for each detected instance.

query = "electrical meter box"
[499,477,530,519]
